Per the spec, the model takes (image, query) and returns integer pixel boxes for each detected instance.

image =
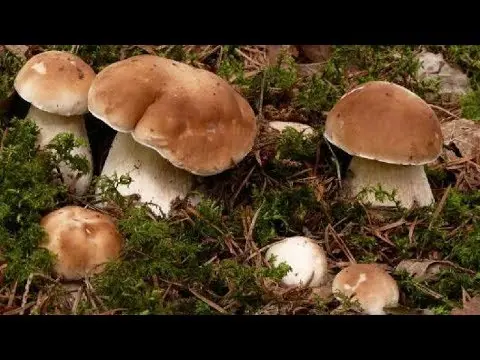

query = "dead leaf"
[135,45,157,55]
[395,259,451,281]
[4,45,29,61]
[451,289,480,315]
[297,45,333,63]
[296,62,325,77]
[308,283,333,301]
[441,118,480,161]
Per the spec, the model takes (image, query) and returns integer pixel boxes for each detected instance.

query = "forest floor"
[1,44,480,315]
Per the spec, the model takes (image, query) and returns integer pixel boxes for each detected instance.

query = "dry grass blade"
[72,285,84,315]
[20,273,34,315]
[408,218,417,245]
[8,280,17,307]
[327,224,356,263]
[230,165,256,208]
[364,226,396,247]
[428,185,451,230]
[198,45,221,61]
[429,104,459,121]
[188,287,228,314]
[3,301,35,315]
[185,206,226,236]
[235,48,265,68]
[377,218,406,232]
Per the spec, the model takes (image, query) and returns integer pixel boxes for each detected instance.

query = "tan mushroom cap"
[87,55,257,176]
[324,81,443,165]
[40,206,123,281]
[332,263,399,315]
[14,51,96,116]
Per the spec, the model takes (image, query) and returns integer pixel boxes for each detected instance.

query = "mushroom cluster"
[6,49,259,284]
[3,47,444,314]
[264,236,401,315]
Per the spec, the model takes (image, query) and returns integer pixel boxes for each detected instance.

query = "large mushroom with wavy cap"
[88,54,257,215]
[324,81,443,209]
[14,50,96,195]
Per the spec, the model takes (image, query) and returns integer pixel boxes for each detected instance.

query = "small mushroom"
[39,206,123,281]
[14,51,96,195]
[265,236,328,288]
[324,81,443,209]
[332,263,399,315]
[88,55,257,216]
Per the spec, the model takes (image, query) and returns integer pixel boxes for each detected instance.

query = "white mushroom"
[265,236,328,288]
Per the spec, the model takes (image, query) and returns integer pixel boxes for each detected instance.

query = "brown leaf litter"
[451,289,480,315]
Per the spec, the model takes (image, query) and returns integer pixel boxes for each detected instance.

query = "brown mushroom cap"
[332,263,399,315]
[14,51,96,116]
[324,81,443,165]
[40,206,123,281]
[87,54,257,176]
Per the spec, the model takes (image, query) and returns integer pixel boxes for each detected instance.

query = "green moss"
[252,185,320,246]
[295,72,344,114]
[460,89,480,121]
[275,126,320,162]
[217,52,246,83]
[0,118,89,283]
[92,205,207,314]
[0,50,24,100]
[241,51,298,107]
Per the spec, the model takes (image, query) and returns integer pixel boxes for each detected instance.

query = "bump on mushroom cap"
[324,81,443,165]
[332,263,399,315]
[87,55,257,176]
[14,51,96,116]
[265,236,328,288]
[40,206,123,281]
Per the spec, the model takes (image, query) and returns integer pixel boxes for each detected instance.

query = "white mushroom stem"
[26,105,93,196]
[99,132,195,216]
[345,156,435,209]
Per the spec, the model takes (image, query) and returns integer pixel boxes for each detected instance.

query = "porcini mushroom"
[332,263,399,315]
[265,236,328,288]
[14,51,96,195]
[88,54,257,216]
[40,206,123,281]
[324,81,443,209]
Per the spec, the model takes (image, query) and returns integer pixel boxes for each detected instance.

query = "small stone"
[416,51,471,101]
[441,118,480,160]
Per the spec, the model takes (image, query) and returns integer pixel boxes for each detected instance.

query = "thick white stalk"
[345,156,435,209]
[27,105,93,196]
[100,132,195,216]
